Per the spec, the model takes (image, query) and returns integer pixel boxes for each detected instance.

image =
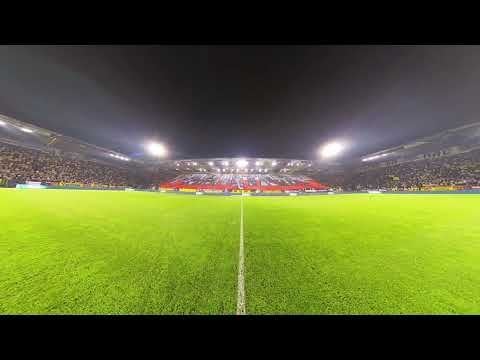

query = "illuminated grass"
[0,190,239,314]
[244,195,480,314]
[1,190,480,314]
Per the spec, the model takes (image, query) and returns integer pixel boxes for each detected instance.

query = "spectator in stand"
[0,142,137,187]
[336,148,480,191]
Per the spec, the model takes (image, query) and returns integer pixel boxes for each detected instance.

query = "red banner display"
[160,177,328,192]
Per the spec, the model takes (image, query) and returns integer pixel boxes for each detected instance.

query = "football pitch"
[1,189,480,314]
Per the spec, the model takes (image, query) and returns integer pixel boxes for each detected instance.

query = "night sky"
[1,45,480,160]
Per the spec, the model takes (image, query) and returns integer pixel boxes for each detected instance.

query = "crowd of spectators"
[163,173,324,190]
[335,148,480,191]
[0,142,137,187]
[5,139,480,192]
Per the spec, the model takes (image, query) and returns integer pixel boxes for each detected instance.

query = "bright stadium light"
[20,127,34,133]
[236,159,248,168]
[271,160,277,167]
[222,160,229,166]
[208,161,214,166]
[255,160,263,166]
[320,141,345,158]
[362,153,389,162]
[146,142,167,157]
[0,120,6,126]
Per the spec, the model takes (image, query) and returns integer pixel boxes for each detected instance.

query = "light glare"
[146,142,167,157]
[236,159,248,168]
[320,142,344,158]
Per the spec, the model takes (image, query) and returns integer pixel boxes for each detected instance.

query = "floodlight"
[362,153,388,162]
[320,142,344,158]
[255,160,263,166]
[222,161,229,166]
[20,127,33,133]
[271,161,277,166]
[236,159,248,168]
[208,161,214,166]
[0,120,6,126]
[192,162,198,166]
[146,142,167,157]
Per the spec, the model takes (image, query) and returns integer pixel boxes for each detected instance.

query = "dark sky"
[1,45,480,159]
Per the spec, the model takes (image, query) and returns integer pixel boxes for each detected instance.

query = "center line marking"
[236,195,246,315]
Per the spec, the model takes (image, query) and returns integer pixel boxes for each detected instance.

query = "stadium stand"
[4,112,480,193]
[310,122,480,191]
[0,142,139,188]
[160,173,328,192]
[0,114,158,188]
[335,148,480,191]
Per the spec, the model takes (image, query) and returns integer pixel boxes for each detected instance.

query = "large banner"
[16,181,47,189]
[421,184,466,191]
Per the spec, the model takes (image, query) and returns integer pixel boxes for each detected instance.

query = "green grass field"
[1,189,480,314]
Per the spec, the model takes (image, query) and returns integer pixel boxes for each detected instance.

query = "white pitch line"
[236,195,246,315]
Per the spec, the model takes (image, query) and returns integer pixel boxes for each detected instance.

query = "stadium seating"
[5,131,480,193]
[0,142,139,187]
[331,148,480,191]
[160,173,328,192]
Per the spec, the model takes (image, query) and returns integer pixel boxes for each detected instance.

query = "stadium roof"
[0,113,139,169]
[357,121,480,166]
